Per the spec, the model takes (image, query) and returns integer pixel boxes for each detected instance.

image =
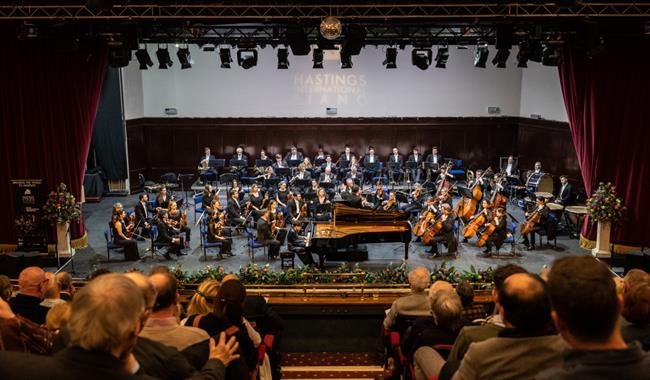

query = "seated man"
[257,210,281,259]
[287,223,316,267]
[621,281,650,350]
[387,147,404,183]
[416,273,567,380]
[9,267,50,325]
[536,256,650,379]
[384,267,432,330]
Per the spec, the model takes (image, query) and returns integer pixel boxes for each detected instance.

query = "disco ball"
[320,16,342,40]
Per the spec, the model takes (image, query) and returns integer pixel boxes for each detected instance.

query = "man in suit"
[257,210,281,259]
[134,193,151,238]
[407,147,423,183]
[284,144,303,164]
[426,146,443,181]
[288,191,304,225]
[227,189,246,226]
[383,267,432,329]
[426,204,457,257]
[346,165,363,183]
[362,146,381,184]
[555,175,574,206]
[154,210,184,259]
[388,147,404,183]
[230,145,248,177]
[319,166,335,184]
[338,144,354,169]
[8,267,50,325]
[198,147,216,184]
[501,155,518,177]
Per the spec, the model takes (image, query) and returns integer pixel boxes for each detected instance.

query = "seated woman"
[207,212,233,256]
[168,200,190,246]
[313,188,332,222]
[112,211,140,261]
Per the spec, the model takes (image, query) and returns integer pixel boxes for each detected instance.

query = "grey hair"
[430,289,463,330]
[408,267,431,292]
[67,274,144,353]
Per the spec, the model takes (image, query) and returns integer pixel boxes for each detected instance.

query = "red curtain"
[558,42,650,247]
[0,37,108,244]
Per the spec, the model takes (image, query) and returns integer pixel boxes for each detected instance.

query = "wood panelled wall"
[127,117,581,192]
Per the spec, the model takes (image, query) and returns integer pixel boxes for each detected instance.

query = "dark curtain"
[90,67,128,180]
[0,37,108,244]
[558,41,650,247]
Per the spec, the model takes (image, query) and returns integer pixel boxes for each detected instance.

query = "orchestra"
[108,142,584,264]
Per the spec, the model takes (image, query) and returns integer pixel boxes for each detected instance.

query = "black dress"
[113,221,140,260]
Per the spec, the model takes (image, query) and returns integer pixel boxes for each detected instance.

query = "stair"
[281,352,386,380]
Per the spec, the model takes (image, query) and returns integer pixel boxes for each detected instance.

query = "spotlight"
[411,49,432,70]
[219,48,232,68]
[542,44,561,66]
[516,42,529,68]
[474,43,489,68]
[528,40,543,63]
[383,47,397,69]
[135,47,153,70]
[340,51,353,69]
[156,46,173,69]
[277,48,289,69]
[313,48,324,69]
[492,49,510,68]
[435,46,449,68]
[176,46,192,69]
[237,49,258,69]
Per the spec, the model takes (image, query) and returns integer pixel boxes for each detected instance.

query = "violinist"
[521,196,550,251]
[156,187,170,209]
[231,178,245,201]
[314,188,332,221]
[403,183,424,213]
[155,209,184,259]
[382,191,398,211]
[246,184,265,219]
[202,184,217,214]
[373,180,387,209]
[112,211,140,261]
[425,204,457,257]
[207,212,232,256]
[481,207,507,256]
[168,200,190,246]
[227,188,246,226]
[134,194,151,238]
[257,210,281,259]
[288,191,305,225]
[275,181,290,210]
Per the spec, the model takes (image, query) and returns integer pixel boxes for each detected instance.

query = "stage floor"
[61,190,590,279]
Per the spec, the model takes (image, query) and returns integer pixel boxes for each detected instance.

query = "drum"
[547,202,564,211]
[535,192,554,199]
[526,172,553,194]
[565,205,588,215]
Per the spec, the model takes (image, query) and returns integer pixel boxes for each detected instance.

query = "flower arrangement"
[165,261,495,287]
[586,182,626,224]
[42,183,80,225]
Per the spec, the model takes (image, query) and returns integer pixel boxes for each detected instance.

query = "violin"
[180,210,187,227]
[125,213,136,238]
[300,202,308,218]
[275,210,286,229]
[383,196,396,211]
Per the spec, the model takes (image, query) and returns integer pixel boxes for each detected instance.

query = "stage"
[62,189,590,279]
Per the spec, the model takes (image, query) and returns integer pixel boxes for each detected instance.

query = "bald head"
[149,272,178,313]
[124,271,156,311]
[499,273,551,333]
[18,267,47,298]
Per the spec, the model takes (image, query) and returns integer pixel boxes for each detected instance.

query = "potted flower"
[585,182,626,258]
[42,183,80,257]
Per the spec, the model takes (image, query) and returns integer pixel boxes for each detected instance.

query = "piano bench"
[280,251,295,269]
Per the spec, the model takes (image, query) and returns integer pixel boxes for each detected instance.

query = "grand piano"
[305,203,412,267]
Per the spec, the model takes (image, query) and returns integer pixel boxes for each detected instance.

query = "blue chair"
[148,225,171,259]
[373,176,388,187]
[200,224,222,261]
[193,193,204,223]
[535,214,558,249]
[446,158,466,178]
[104,229,124,262]
[245,226,266,263]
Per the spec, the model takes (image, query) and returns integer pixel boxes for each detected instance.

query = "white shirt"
[506,163,513,176]
[413,154,419,162]
[394,155,399,162]
[141,201,148,218]
[291,153,298,160]
[369,155,375,163]
[560,183,568,198]
[237,154,242,160]
[433,155,438,164]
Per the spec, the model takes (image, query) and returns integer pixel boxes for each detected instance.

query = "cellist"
[462,199,493,243]
[425,203,457,257]
[521,196,550,251]
[481,207,508,257]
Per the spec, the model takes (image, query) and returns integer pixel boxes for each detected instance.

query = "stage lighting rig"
[435,46,449,68]
[156,45,173,69]
[340,51,353,69]
[277,48,289,69]
[219,48,232,68]
[516,42,529,68]
[382,47,397,69]
[312,48,324,69]
[492,49,510,68]
[177,45,192,69]
[237,49,258,69]
[135,47,153,70]
[412,49,432,70]
[474,43,489,68]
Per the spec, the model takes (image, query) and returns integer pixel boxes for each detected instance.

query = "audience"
[621,281,650,350]
[9,267,50,325]
[55,272,75,301]
[141,272,211,369]
[41,272,65,308]
[446,264,528,363]
[456,281,486,321]
[536,257,650,379]
[384,267,432,329]
[45,301,71,331]
[185,279,221,319]
[0,275,12,301]
[0,273,240,379]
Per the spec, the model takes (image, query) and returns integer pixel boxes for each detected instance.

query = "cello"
[413,210,435,237]
[422,215,445,245]
[463,201,492,238]
[476,223,496,247]
[491,174,508,209]
[520,208,542,235]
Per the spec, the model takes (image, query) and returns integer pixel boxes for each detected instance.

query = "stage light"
[176,46,192,69]
[435,46,449,68]
[135,47,153,70]
[411,49,432,70]
[219,48,232,68]
[528,40,543,63]
[277,48,289,69]
[474,43,489,68]
[313,48,324,69]
[156,46,173,69]
[542,44,561,66]
[492,49,510,68]
[382,47,397,69]
[340,51,353,69]
[516,42,529,68]
[237,49,258,69]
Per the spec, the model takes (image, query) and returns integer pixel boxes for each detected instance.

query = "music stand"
[287,159,301,168]
[255,159,272,168]
[319,181,335,190]
[314,202,332,214]
[275,167,291,180]
[424,161,439,171]
[395,191,409,204]
[293,179,311,193]
[365,162,380,172]
[314,158,326,166]
[229,159,248,176]
[305,191,317,202]
[219,173,237,194]
[241,176,257,191]
[264,178,281,193]
[457,185,473,199]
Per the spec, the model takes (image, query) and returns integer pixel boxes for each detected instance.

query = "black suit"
[557,183,574,206]
[257,218,280,258]
[362,154,381,183]
[428,217,457,255]
[501,161,519,177]
[407,154,423,183]
[284,152,303,164]
[155,219,182,255]
[226,198,245,225]
[134,201,151,237]
[8,293,49,325]
[338,153,354,168]
[388,154,404,182]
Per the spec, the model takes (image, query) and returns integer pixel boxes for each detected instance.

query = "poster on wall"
[11,179,47,252]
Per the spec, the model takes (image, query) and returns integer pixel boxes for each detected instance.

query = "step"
[281,352,386,380]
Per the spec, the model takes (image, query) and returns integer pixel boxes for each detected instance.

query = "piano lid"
[334,203,410,221]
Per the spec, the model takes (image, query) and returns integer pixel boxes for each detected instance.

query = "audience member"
[41,272,65,308]
[185,279,221,319]
[55,272,75,301]
[536,257,650,379]
[0,275,13,301]
[87,268,112,281]
[45,302,71,331]
[446,264,527,363]
[0,273,240,379]
[456,281,486,321]
[9,267,50,325]
[141,272,210,369]
[0,296,53,354]
[422,273,566,380]
[621,281,650,350]
[384,267,432,329]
